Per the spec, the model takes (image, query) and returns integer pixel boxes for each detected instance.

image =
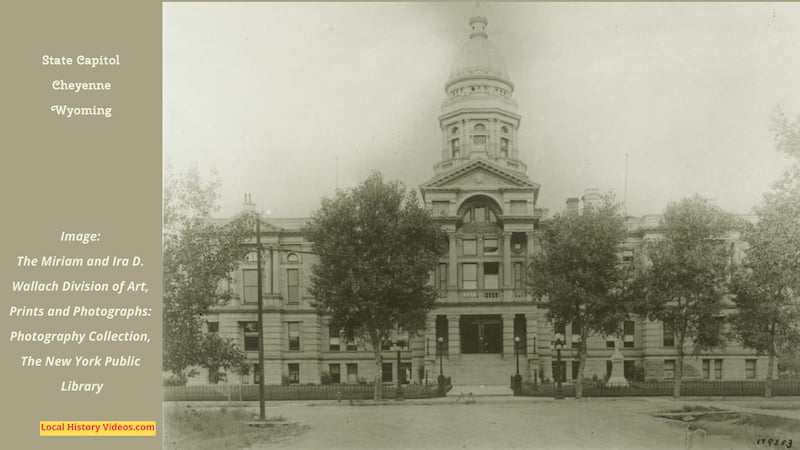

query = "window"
[513,262,524,289]
[745,359,756,379]
[571,361,580,380]
[500,138,509,156]
[329,364,341,383]
[242,322,259,351]
[288,364,299,384]
[714,359,723,379]
[483,238,498,254]
[437,263,448,290]
[623,321,635,348]
[473,135,486,151]
[606,337,615,348]
[551,361,567,382]
[664,360,675,379]
[554,323,566,337]
[571,321,582,349]
[287,269,300,304]
[329,326,340,351]
[624,360,635,381]
[473,207,486,223]
[702,359,710,379]
[462,239,477,255]
[462,263,477,290]
[463,206,496,224]
[663,321,675,347]
[288,322,300,351]
[347,364,358,383]
[382,363,393,383]
[207,322,219,333]
[243,269,259,303]
[622,250,634,263]
[483,263,499,289]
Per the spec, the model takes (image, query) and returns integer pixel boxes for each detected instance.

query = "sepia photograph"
[162,2,800,449]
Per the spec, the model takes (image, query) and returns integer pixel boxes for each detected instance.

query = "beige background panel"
[1,1,162,449]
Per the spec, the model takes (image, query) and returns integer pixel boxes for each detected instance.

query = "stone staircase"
[443,353,518,387]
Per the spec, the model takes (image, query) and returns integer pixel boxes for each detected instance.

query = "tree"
[729,108,800,396]
[631,195,734,397]
[163,165,250,381]
[305,172,445,400]
[529,195,629,399]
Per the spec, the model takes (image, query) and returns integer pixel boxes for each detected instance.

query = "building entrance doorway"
[460,315,503,354]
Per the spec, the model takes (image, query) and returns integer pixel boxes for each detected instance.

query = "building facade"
[196,10,769,387]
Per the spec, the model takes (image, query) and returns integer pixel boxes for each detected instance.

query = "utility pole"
[255,210,266,420]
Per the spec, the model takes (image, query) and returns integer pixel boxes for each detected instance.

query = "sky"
[163,2,800,219]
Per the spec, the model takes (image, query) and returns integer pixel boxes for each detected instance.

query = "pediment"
[420,160,539,190]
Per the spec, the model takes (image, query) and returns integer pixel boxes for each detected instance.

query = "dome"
[449,37,509,82]
[447,9,510,84]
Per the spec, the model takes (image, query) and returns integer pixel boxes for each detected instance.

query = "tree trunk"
[674,347,684,399]
[373,349,383,402]
[575,340,587,399]
[765,352,775,398]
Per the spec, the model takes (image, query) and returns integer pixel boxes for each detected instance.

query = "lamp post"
[512,336,522,394]
[392,339,405,401]
[437,336,446,396]
[554,332,565,400]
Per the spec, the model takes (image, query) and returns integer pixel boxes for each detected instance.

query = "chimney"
[582,188,602,211]
[566,197,579,216]
[242,193,255,212]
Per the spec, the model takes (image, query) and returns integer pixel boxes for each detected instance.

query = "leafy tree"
[305,172,444,400]
[163,165,250,381]
[529,195,629,399]
[631,195,734,397]
[729,108,800,396]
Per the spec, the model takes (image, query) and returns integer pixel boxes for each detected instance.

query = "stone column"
[526,314,537,356]
[448,233,457,288]
[503,232,512,288]
[503,313,515,359]
[447,314,460,358]
[271,241,281,296]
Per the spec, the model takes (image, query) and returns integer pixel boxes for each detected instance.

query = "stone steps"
[443,353,518,386]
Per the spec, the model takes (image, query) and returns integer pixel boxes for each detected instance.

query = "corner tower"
[436,5,525,175]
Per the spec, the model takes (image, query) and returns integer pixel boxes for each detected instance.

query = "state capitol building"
[195,8,768,388]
